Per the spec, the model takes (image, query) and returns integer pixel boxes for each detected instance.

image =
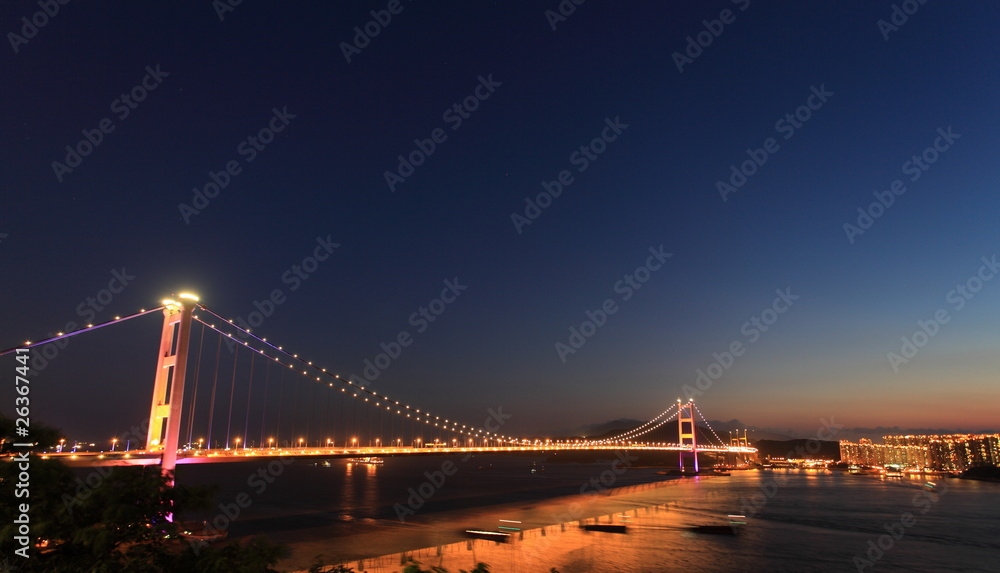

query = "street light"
[351,437,357,449]
[299,438,305,448]
[111,438,118,451]
[268,437,274,449]
[375,438,380,448]
[234,437,241,450]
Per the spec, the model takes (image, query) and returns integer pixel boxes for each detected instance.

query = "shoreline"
[262,473,700,571]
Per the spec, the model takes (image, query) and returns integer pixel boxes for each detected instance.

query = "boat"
[688,525,737,535]
[347,457,383,464]
[178,521,228,543]
[464,529,510,542]
[582,524,628,534]
[883,465,904,477]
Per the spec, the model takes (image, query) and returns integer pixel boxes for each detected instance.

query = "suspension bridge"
[2,293,756,472]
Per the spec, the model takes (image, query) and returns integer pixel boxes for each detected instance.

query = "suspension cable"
[0,307,164,356]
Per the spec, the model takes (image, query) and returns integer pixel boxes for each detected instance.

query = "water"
[169,456,1000,572]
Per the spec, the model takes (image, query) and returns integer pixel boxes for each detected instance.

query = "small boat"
[582,524,628,534]
[883,465,904,477]
[178,521,228,543]
[347,457,383,464]
[688,525,737,535]
[464,529,510,542]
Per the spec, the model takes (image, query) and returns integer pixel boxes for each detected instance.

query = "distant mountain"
[702,419,796,441]
[755,439,840,460]
[555,419,643,438]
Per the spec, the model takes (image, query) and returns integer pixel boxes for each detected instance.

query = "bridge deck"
[17,444,758,467]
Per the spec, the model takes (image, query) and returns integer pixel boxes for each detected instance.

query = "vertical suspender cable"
[206,334,222,450]
[259,359,271,449]
[185,321,206,448]
[305,382,314,447]
[275,366,285,447]
[291,373,299,444]
[225,344,238,449]
[243,351,255,448]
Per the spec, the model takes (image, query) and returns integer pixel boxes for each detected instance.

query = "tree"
[0,413,62,453]
[0,457,287,572]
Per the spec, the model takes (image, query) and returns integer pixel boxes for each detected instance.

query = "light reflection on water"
[175,457,1000,572]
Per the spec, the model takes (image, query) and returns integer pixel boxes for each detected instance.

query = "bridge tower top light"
[161,292,200,310]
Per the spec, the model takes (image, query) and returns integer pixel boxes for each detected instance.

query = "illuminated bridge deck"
[27,444,758,467]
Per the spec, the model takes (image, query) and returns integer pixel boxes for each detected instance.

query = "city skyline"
[3,2,1000,440]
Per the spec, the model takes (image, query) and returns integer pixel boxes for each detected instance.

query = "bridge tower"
[145,293,199,479]
[678,398,699,473]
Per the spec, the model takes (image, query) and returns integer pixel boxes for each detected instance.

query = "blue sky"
[2,1,999,441]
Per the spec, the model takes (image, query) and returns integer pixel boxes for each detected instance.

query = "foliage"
[400,559,490,573]
[0,457,287,572]
[0,413,63,453]
[306,555,355,572]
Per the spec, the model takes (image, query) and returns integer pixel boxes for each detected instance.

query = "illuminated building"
[839,434,1000,471]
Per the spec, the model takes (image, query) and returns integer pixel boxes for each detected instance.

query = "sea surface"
[167,454,999,572]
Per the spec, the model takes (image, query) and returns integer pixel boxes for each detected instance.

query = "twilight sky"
[2,1,999,442]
